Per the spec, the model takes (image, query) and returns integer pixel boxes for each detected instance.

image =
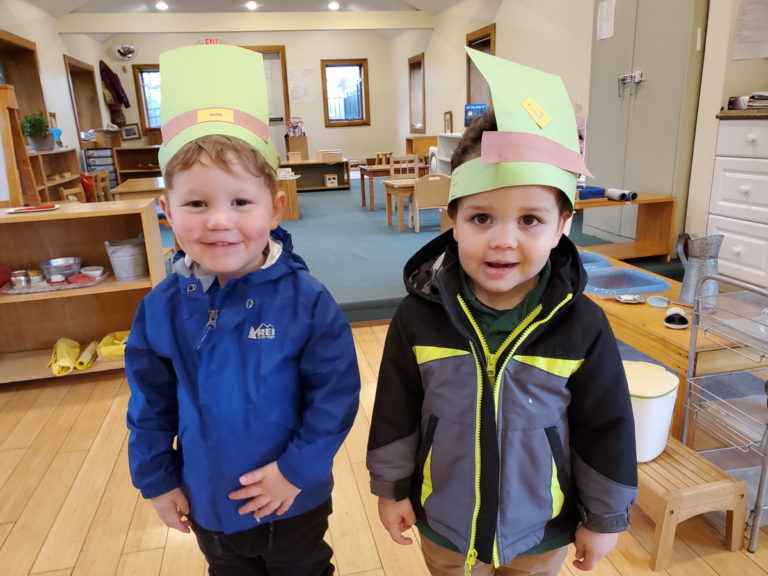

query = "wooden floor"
[0,322,766,576]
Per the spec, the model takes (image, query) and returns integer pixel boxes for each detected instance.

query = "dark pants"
[191,499,334,576]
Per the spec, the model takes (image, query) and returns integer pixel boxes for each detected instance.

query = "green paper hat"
[449,48,591,209]
[158,44,278,171]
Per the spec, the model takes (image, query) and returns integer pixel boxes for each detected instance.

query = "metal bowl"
[40,257,81,281]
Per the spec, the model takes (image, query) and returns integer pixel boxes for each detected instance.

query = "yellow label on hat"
[197,108,235,123]
[522,98,551,129]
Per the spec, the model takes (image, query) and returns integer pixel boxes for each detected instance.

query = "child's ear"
[552,212,572,248]
[271,191,286,229]
[159,195,172,226]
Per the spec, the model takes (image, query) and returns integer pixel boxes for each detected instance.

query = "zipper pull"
[464,549,478,576]
[196,309,219,349]
[486,354,496,383]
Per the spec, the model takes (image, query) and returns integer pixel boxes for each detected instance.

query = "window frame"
[466,23,496,107]
[408,53,426,135]
[320,58,371,128]
[132,63,161,137]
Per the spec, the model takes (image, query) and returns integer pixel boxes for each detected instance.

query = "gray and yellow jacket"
[366,231,637,569]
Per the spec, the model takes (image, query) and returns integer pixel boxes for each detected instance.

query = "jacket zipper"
[196,291,222,350]
[456,293,573,569]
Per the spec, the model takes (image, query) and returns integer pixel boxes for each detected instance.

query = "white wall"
[104,30,398,160]
[389,0,593,155]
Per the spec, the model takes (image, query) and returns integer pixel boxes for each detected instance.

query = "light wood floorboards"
[0,323,766,575]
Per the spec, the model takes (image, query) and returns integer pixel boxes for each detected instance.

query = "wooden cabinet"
[0,199,164,383]
[707,117,768,288]
[28,148,82,202]
[114,146,161,184]
[280,159,350,191]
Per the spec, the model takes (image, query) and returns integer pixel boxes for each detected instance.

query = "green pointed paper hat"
[158,44,278,171]
[449,48,591,209]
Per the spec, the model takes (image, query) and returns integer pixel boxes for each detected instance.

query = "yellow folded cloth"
[75,340,99,370]
[48,338,81,376]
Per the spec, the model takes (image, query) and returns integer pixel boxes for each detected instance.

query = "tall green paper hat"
[449,48,591,209]
[158,44,278,171]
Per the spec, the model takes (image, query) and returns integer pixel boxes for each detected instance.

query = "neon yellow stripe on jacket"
[550,456,564,517]
[421,448,433,505]
[513,355,584,378]
[412,345,470,365]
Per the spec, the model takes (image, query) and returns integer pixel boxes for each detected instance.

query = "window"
[466,23,496,107]
[408,53,425,134]
[321,59,370,127]
[132,64,161,134]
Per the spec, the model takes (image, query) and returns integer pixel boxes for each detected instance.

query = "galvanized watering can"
[676,233,723,306]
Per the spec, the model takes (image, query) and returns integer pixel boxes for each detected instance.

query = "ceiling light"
[155,1,169,10]
[246,1,257,9]
[328,1,340,10]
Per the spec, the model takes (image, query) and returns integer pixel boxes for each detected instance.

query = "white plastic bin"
[623,360,679,462]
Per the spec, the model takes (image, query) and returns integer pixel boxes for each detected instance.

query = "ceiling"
[25,0,458,17]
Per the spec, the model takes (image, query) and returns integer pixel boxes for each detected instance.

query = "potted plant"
[21,110,54,151]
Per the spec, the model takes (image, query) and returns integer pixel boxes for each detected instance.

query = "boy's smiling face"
[452,185,568,310]
[160,154,285,286]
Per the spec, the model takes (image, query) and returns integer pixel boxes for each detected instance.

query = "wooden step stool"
[636,437,746,571]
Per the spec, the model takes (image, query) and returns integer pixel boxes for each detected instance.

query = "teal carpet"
[160,173,682,326]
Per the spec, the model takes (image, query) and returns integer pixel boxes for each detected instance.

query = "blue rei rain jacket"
[127,227,360,534]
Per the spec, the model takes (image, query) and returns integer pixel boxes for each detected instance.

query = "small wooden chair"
[374,152,392,165]
[389,154,418,179]
[410,173,450,233]
[58,183,86,203]
[85,170,112,201]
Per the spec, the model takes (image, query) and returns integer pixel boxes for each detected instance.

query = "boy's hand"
[378,497,416,545]
[228,461,301,521]
[572,526,618,571]
[150,487,192,533]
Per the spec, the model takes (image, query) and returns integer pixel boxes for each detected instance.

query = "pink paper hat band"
[481,131,592,177]
[162,107,270,146]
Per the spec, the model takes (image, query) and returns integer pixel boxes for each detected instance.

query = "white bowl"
[81,265,105,278]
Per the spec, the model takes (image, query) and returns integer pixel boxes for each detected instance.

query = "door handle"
[617,73,633,97]
[629,70,644,96]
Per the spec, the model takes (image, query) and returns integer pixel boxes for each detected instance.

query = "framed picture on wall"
[444,111,453,134]
[121,123,141,140]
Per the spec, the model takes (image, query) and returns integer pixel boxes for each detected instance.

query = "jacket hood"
[403,229,587,308]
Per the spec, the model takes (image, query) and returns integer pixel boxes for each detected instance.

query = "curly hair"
[163,135,277,195]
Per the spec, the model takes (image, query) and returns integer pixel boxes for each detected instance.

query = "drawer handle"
[739,185,750,195]
[731,246,743,256]
[745,133,758,143]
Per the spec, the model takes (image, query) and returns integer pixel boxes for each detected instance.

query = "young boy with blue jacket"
[367,49,637,575]
[126,44,360,576]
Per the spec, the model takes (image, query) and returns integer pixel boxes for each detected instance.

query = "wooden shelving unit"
[28,148,82,202]
[114,146,161,184]
[279,159,350,191]
[0,199,164,383]
[574,192,676,260]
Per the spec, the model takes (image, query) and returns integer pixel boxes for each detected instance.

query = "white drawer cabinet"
[709,119,768,287]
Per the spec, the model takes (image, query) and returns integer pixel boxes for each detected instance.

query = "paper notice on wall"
[732,0,768,59]
[288,68,314,104]
[597,0,616,40]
